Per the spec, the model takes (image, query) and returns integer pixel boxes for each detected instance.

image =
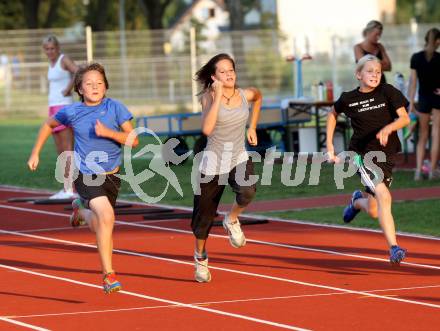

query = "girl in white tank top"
[191,53,263,283]
[48,53,74,106]
[43,35,78,199]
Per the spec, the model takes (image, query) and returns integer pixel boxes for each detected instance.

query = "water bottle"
[325,81,334,102]
[318,81,324,101]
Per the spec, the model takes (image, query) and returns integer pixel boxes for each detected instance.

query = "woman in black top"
[327,55,410,265]
[408,28,440,180]
[354,20,392,84]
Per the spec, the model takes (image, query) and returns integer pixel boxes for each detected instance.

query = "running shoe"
[222,214,246,248]
[429,169,440,180]
[194,255,211,283]
[343,190,363,223]
[389,245,407,265]
[70,199,86,227]
[103,272,122,293]
[414,170,422,181]
[49,189,76,200]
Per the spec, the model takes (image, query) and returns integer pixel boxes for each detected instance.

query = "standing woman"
[354,20,392,84]
[409,28,440,180]
[191,53,262,282]
[43,35,78,199]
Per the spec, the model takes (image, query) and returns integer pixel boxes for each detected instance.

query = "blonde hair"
[356,54,381,73]
[42,34,60,47]
[362,20,383,37]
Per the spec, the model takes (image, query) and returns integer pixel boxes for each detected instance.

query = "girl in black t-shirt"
[408,28,440,180]
[326,55,410,265]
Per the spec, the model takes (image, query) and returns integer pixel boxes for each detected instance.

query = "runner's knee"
[236,186,256,207]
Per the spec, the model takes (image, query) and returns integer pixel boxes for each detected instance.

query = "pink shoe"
[70,199,86,227]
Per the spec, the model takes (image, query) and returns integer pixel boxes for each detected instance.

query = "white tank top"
[47,54,73,106]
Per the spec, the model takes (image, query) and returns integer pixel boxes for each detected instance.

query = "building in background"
[169,0,229,52]
[276,0,396,56]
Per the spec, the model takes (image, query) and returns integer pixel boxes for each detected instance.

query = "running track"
[0,186,439,330]
[220,186,440,212]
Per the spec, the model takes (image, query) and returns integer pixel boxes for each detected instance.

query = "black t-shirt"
[334,83,408,155]
[410,51,440,96]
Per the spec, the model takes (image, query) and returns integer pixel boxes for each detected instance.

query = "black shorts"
[74,172,121,208]
[417,94,440,114]
[356,154,394,196]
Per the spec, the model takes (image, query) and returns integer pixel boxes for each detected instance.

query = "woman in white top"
[191,53,262,282]
[43,35,78,199]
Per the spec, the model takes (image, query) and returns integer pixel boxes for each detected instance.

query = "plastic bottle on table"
[326,81,334,102]
[318,81,324,101]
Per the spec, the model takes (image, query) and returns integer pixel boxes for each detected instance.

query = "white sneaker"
[194,256,211,283]
[49,189,76,200]
[222,214,246,248]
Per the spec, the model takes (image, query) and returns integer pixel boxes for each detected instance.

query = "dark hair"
[424,28,440,61]
[73,62,109,102]
[424,27,440,46]
[362,20,383,37]
[195,53,235,94]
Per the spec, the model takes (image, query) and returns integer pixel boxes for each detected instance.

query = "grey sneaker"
[222,214,246,248]
[194,256,211,283]
[429,169,440,180]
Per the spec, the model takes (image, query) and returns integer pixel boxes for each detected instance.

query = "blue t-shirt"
[54,98,133,174]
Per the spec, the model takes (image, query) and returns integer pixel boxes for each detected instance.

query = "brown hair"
[195,53,236,95]
[73,62,109,102]
[424,28,440,61]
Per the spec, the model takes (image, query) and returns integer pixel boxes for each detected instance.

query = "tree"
[0,1,25,29]
[137,0,173,30]
[396,0,440,23]
[21,0,40,29]
[84,0,113,31]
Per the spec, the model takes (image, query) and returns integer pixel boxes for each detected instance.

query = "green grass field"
[1,120,439,237]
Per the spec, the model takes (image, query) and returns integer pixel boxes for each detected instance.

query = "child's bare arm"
[326,108,338,161]
[28,118,61,171]
[95,120,139,147]
[376,107,410,146]
[245,87,262,146]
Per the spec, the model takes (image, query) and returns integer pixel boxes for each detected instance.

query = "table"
[286,100,348,152]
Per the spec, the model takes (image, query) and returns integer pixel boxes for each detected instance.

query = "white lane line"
[0,263,307,331]
[1,203,439,271]
[134,199,440,242]
[1,228,440,310]
[4,221,179,235]
[9,284,440,320]
[0,317,50,331]
[2,185,440,242]
[117,220,440,271]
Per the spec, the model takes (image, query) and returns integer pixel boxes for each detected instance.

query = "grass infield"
[1,121,439,237]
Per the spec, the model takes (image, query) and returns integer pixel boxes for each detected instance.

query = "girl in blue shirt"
[28,63,139,293]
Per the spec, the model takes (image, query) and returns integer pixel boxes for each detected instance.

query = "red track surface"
[1,187,439,330]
